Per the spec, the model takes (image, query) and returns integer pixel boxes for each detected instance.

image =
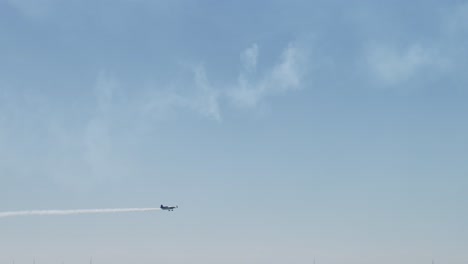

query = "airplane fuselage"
[160,205,178,211]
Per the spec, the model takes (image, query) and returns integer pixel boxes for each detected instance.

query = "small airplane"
[160,204,178,211]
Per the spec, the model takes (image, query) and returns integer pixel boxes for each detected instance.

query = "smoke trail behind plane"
[0,208,160,218]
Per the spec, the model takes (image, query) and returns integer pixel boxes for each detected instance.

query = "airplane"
[160,204,178,211]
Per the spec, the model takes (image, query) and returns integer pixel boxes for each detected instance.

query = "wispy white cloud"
[192,65,222,121]
[140,65,221,121]
[367,44,431,84]
[266,43,304,91]
[141,42,308,119]
[240,44,259,73]
[362,2,468,88]
[228,42,306,108]
[6,73,136,188]
[366,44,448,85]
[38,73,122,187]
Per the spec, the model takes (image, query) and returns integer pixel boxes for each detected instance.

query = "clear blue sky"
[1,0,468,263]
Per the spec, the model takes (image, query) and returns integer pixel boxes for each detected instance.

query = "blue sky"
[1,0,468,263]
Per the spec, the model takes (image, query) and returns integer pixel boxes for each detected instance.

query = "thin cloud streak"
[0,207,161,218]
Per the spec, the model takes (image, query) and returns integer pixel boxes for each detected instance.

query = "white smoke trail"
[0,208,161,218]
